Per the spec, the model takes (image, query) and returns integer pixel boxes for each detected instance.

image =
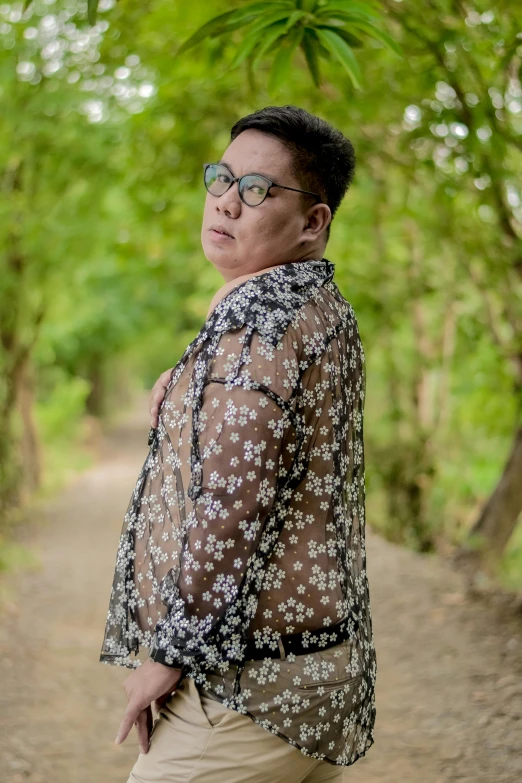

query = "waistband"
[244,615,359,661]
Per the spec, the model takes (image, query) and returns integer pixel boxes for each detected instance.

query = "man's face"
[201,129,328,280]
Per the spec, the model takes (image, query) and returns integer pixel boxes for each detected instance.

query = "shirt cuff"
[148,640,185,669]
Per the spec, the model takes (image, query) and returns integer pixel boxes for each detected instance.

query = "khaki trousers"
[127,675,345,783]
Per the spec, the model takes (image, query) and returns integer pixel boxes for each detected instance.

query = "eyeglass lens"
[204,164,270,206]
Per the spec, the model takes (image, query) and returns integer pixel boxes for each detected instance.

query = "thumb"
[153,691,173,713]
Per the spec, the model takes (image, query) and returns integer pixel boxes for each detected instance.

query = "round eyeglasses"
[203,162,321,207]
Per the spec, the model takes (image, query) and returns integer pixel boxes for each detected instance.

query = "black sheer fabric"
[100,258,377,767]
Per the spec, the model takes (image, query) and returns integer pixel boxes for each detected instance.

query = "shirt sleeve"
[148,340,292,668]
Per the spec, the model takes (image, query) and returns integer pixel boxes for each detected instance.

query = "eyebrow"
[218,159,277,182]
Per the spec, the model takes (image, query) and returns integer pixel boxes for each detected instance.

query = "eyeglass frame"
[202,162,322,207]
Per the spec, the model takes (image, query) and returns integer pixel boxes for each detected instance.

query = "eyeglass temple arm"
[273,183,321,200]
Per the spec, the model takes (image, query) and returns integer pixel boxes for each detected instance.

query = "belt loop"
[277,636,287,661]
[233,661,245,698]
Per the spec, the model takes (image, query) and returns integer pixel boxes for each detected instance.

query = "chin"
[201,239,235,269]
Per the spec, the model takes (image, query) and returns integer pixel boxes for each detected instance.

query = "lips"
[210,224,234,239]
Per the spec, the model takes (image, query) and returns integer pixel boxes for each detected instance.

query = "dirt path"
[0,401,521,783]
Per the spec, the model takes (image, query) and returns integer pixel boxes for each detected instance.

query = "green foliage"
[1,0,522,584]
[501,523,522,591]
[175,0,401,92]
[36,363,130,495]
[35,372,91,441]
[0,538,38,574]
[315,26,362,88]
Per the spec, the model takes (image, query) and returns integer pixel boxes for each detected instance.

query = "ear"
[302,203,332,242]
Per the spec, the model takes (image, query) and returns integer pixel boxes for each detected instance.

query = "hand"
[149,368,174,428]
[115,658,183,754]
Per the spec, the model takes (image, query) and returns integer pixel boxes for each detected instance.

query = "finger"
[149,387,161,407]
[153,691,172,713]
[153,380,170,406]
[134,707,151,755]
[152,390,165,406]
[150,384,172,425]
[149,378,166,409]
[149,369,174,425]
[151,370,172,399]
[149,393,164,424]
[160,369,173,387]
[115,705,140,746]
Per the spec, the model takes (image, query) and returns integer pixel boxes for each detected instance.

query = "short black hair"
[230,105,356,242]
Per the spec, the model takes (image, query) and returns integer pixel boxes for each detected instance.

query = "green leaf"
[177,11,255,54]
[252,21,289,70]
[323,26,364,48]
[303,27,331,58]
[319,0,381,21]
[343,19,403,56]
[230,27,269,69]
[268,27,304,94]
[301,0,319,11]
[316,0,403,57]
[315,8,382,26]
[301,30,322,87]
[87,0,99,26]
[23,0,34,12]
[177,3,290,55]
[284,9,309,31]
[315,26,362,89]
[254,8,301,32]
[248,8,297,34]
[229,8,302,67]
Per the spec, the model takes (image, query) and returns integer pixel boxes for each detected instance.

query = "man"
[100,105,377,782]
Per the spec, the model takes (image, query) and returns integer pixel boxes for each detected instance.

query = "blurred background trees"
[1,0,521,589]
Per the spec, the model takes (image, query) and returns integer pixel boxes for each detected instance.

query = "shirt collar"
[210,258,336,345]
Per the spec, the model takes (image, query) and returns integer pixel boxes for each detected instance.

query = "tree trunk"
[85,355,105,417]
[16,356,41,501]
[0,211,44,517]
[456,425,522,570]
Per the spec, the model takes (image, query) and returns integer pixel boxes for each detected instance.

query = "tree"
[2,0,522,586]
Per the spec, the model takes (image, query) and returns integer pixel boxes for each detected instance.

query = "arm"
[148,377,290,667]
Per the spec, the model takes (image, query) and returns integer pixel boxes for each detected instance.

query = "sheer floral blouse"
[100,258,377,768]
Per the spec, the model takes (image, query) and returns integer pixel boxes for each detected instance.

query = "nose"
[216,180,241,219]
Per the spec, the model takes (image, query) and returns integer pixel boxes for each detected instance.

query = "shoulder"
[211,259,336,347]
[207,326,299,403]
[207,261,365,394]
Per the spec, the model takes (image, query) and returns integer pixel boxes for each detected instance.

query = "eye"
[246,178,269,196]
